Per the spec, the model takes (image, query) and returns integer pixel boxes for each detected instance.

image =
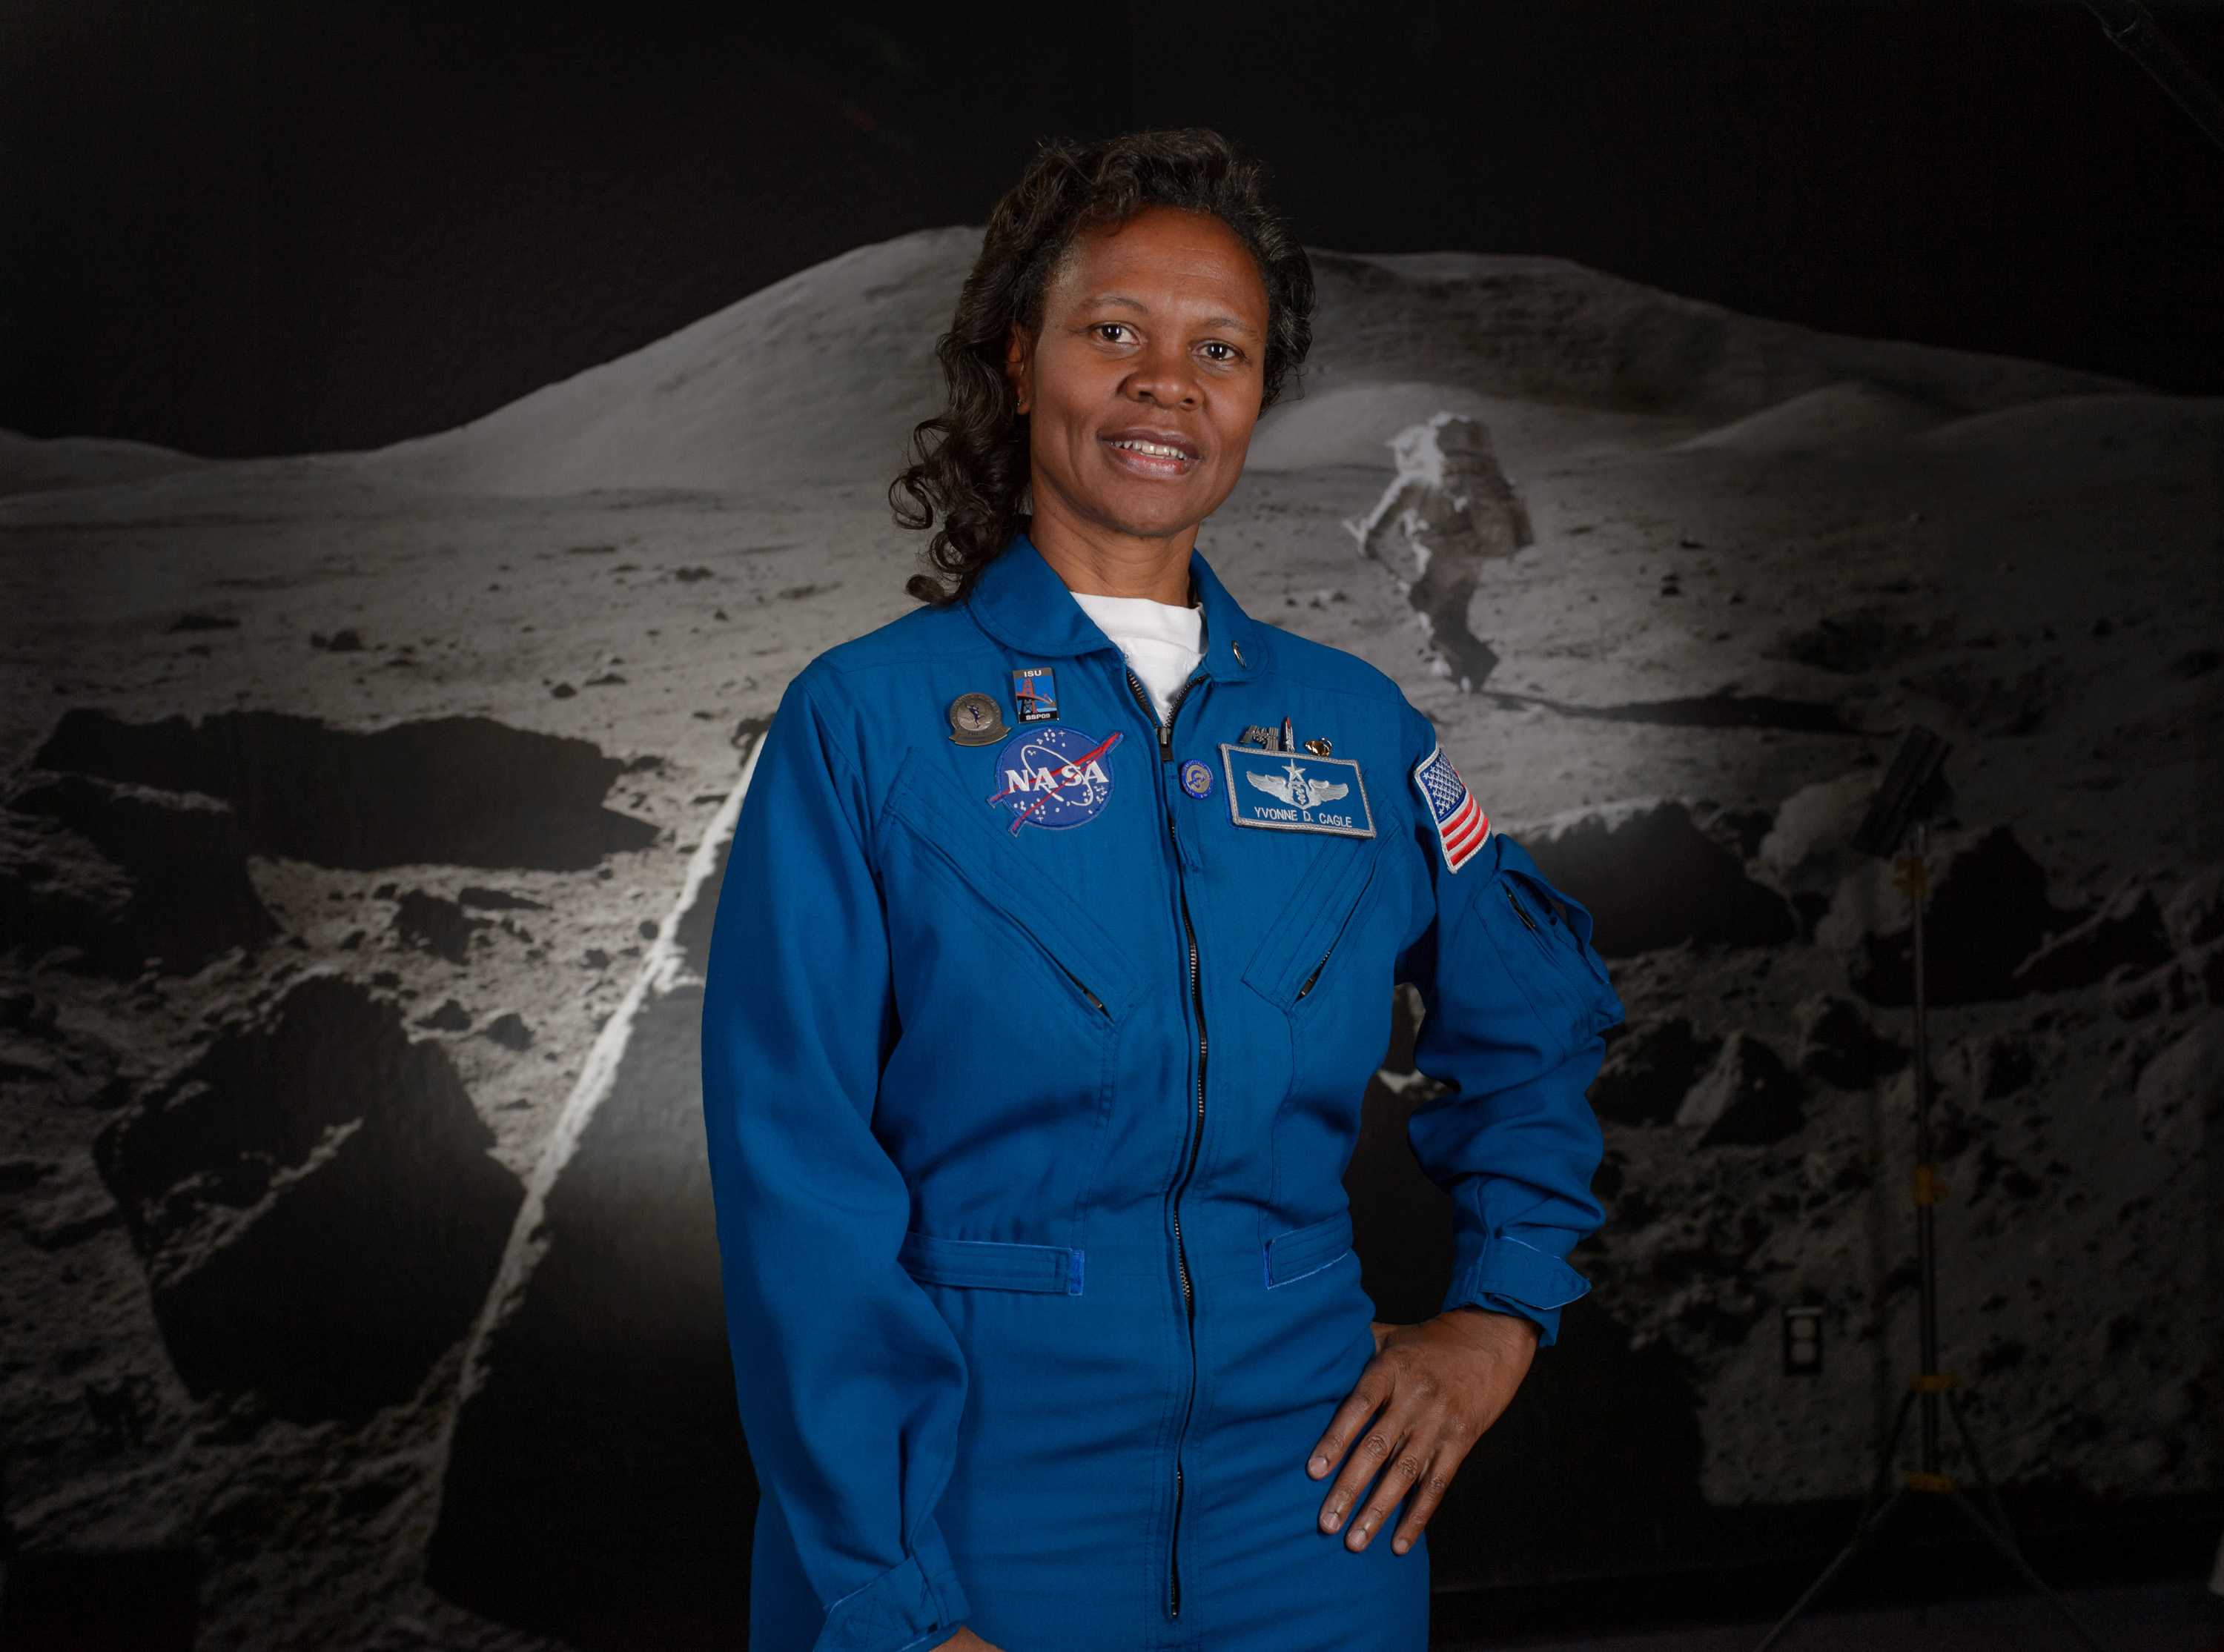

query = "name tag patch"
[1219,743,1374,837]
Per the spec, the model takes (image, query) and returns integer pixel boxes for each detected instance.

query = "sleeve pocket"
[1488,836,1625,1041]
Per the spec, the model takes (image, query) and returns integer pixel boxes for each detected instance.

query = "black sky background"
[4,0,2222,460]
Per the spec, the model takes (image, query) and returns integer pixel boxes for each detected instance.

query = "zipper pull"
[1506,886,1540,935]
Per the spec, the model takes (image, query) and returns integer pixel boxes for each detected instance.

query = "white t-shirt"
[1069,588,1206,727]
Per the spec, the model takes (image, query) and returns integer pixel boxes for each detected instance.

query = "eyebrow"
[1084,292,1262,342]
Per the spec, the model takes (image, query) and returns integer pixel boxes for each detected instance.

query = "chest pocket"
[1480,837,1624,1055]
[880,750,1143,1027]
[1240,832,1389,1014]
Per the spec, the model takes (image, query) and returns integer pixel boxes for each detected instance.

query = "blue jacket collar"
[964,523,1266,683]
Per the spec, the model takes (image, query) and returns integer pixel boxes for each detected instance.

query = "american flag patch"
[1412,744,1490,872]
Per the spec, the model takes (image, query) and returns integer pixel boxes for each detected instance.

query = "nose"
[1124,336,1202,408]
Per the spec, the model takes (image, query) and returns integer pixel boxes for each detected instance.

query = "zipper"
[1125,663,1206,1622]
[1054,957,1111,1019]
[1506,885,1543,936]
[1293,851,1382,1004]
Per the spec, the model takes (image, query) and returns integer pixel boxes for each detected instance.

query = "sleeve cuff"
[815,1532,971,1652]
[1440,1232,1592,1349]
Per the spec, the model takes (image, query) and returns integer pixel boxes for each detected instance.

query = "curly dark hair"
[890,125,1316,607]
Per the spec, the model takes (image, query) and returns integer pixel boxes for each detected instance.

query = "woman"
[701,127,1624,1652]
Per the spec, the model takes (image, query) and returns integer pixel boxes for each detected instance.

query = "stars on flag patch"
[1412,743,1490,872]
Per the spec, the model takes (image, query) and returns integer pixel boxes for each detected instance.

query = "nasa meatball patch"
[1412,743,1490,872]
[983,723,1122,836]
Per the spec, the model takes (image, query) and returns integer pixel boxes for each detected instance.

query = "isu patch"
[1010,665,1058,723]
[1412,743,1490,872]
[983,723,1122,836]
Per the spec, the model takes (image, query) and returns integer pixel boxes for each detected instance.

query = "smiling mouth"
[1102,437,1199,477]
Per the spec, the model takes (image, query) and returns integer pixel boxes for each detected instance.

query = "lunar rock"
[31,706,661,872]
[91,972,524,1422]
[1517,797,1798,957]
[2010,881,2174,995]
[1,773,279,976]
[2162,866,2224,955]
[1675,1031,1805,1147]
[1592,1015,1723,1124]
[1837,824,2086,1005]
[1793,993,1907,1089]
[393,891,478,963]
[2132,1009,2223,1155]
[1972,1032,2038,1100]
[478,1010,532,1049]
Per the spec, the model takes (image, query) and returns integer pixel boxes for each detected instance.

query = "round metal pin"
[947,691,1010,746]
[1179,758,1214,798]
[1305,737,1333,756]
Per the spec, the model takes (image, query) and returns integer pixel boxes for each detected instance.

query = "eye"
[1201,341,1240,363]
[1093,323,1134,344]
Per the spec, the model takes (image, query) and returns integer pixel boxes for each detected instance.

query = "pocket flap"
[1263,1207,1354,1287]
[898,1230,1084,1294]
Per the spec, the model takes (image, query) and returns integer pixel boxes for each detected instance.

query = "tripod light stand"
[1753,727,2110,1651]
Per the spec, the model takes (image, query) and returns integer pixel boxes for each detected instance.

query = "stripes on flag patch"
[1412,743,1491,873]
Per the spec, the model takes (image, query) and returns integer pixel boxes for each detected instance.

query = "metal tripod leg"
[1941,1393,2112,1651]
[1751,1484,1907,1651]
[1751,1390,1919,1651]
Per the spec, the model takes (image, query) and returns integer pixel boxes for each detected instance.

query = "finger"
[1341,1422,1436,1552]
[1305,1364,1391,1479]
[1386,1442,1463,1555]
[1318,1394,1417,1536]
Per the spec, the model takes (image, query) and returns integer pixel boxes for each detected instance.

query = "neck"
[1027,505,1195,606]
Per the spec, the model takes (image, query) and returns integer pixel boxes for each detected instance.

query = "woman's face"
[1007,204,1270,550]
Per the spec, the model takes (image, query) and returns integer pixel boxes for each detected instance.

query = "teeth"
[1111,439,1189,460]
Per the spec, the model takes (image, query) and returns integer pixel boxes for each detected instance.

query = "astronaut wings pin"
[1412,743,1490,872]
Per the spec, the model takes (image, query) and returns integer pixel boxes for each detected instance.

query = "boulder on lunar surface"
[31,706,660,872]
[91,972,523,1422]
[2010,881,2173,995]
[1837,824,2088,1005]
[1591,1015,1722,1124]
[1515,797,1798,958]
[2161,866,2224,955]
[2133,1010,2223,1155]
[1794,993,1908,1089]
[2,772,279,975]
[1676,1032,1806,1146]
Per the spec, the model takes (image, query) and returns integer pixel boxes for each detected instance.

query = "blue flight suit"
[700,527,1625,1652]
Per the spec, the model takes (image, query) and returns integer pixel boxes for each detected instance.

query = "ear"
[1004,321,1032,415]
